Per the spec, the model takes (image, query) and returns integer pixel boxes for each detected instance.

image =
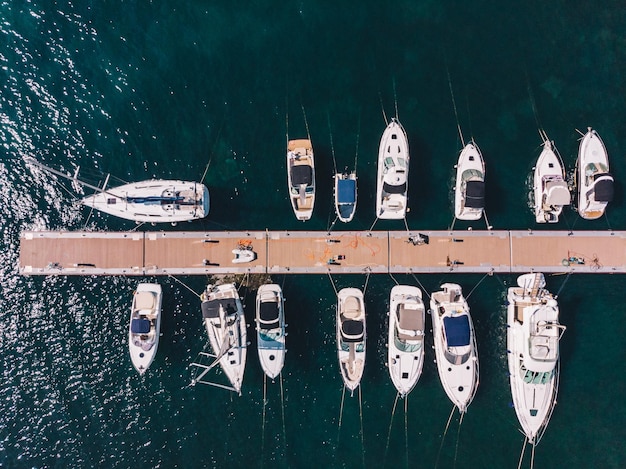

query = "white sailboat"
[577,128,614,220]
[507,273,566,445]
[194,283,247,395]
[533,138,570,223]
[128,283,163,375]
[26,157,210,224]
[454,141,486,221]
[430,283,479,413]
[255,284,286,380]
[336,288,366,393]
[376,118,409,220]
[387,285,425,398]
[334,170,357,223]
[287,139,315,221]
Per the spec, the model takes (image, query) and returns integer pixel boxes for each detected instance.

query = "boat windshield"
[259,330,282,342]
[394,335,422,353]
[384,157,395,170]
[520,365,553,385]
[340,341,364,353]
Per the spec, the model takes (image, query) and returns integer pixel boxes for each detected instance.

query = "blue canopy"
[443,315,470,347]
[337,179,356,204]
[131,318,151,334]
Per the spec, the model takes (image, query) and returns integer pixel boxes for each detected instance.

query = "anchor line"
[363,268,372,295]
[167,274,201,298]
[302,104,311,142]
[389,272,400,286]
[261,374,267,461]
[379,91,388,126]
[555,271,573,298]
[449,216,457,231]
[453,412,464,469]
[404,396,409,469]
[446,62,465,146]
[530,442,536,469]
[604,210,613,231]
[517,437,528,469]
[392,76,399,120]
[337,385,346,438]
[200,119,225,184]
[359,385,365,469]
[354,111,361,170]
[327,271,338,296]
[328,112,337,175]
[327,214,339,234]
[466,271,492,299]
[435,405,457,469]
[368,217,379,232]
[384,392,401,465]
[410,272,432,301]
[279,372,286,450]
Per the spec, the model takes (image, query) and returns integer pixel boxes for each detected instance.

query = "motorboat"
[128,283,163,375]
[387,285,425,398]
[454,141,486,221]
[287,139,315,221]
[334,170,357,223]
[577,128,614,220]
[376,118,409,220]
[255,284,286,380]
[26,157,210,224]
[336,287,366,393]
[533,138,570,223]
[507,273,566,445]
[199,283,247,394]
[430,283,479,413]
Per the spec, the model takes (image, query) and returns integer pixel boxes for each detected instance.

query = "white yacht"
[430,283,479,413]
[26,156,210,224]
[200,283,247,394]
[128,283,163,375]
[376,118,409,219]
[255,284,286,380]
[336,288,366,393]
[387,285,425,398]
[533,138,570,223]
[334,170,357,223]
[454,141,486,221]
[507,273,566,445]
[287,139,315,221]
[577,128,614,220]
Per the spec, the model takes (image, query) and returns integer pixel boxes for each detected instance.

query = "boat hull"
[202,283,247,394]
[454,142,485,221]
[334,172,357,223]
[430,283,479,413]
[337,288,366,392]
[534,139,569,224]
[376,119,409,220]
[128,283,163,374]
[256,284,286,380]
[507,273,563,444]
[287,139,315,221]
[83,180,209,223]
[387,285,425,397]
[577,128,612,220]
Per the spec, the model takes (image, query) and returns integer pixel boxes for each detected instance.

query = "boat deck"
[18,230,626,276]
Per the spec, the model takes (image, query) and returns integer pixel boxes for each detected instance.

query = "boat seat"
[134,291,155,311]
[397,305,423,340]
[342,296,361,319]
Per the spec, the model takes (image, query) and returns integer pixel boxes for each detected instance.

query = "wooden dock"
[19,230,626,276]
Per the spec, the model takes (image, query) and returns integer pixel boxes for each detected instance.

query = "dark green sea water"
[1,1,626,468]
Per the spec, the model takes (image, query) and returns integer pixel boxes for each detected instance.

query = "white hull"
[387,285,425,397]
[533,139,570,223]
[507,273,565,444]
[255,284,286,380]
[287,139,315,221]
[337,288,366,392]
[201,283,247,394]
[454,142,485,221]
[82,180,209,223]
[577,128,613,220]
[128,283,163,374]
[334,171,357,223]
[376,118,409,220]
[430,283,479,413]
